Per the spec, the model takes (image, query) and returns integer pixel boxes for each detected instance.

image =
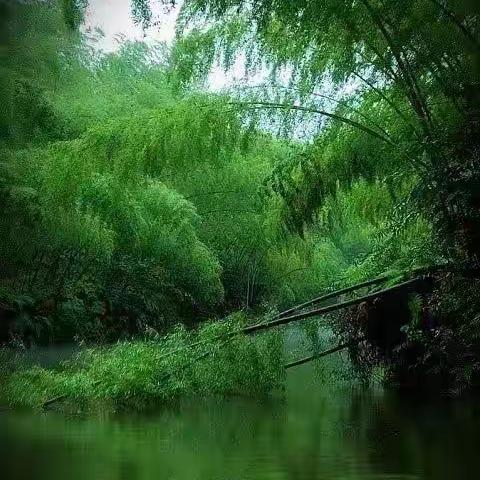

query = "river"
[1,353,479,480]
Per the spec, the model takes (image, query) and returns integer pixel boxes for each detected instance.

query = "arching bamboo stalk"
[230,101,395,145]
[236,84,393,140]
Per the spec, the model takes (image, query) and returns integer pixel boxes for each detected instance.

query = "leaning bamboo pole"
[275,275,390,319]
[275,263,450,320]
[284,338,364,369]
[243,277,424,335]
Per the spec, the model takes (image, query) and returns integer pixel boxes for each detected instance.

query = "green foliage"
[62,0,88,30]
[2,313,285,411]
[178,0,480,255]
[2,0,479,397]
[1,2,458,344]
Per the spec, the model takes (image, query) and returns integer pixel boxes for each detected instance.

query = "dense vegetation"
[1,0,479,408]
[2,312,284,411]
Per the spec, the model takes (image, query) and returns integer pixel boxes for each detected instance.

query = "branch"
[284,338,364,369]
[243,277,426,335]
[276,274,390,319]
[428,0,479,47]
[230,101,395,145]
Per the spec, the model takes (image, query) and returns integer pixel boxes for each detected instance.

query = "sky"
[82,0,252,90]
[83,0,179,51]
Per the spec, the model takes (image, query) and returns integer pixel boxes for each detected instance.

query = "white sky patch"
[83,0,179,52]
[207,52,270,92]
[82,0,240,90]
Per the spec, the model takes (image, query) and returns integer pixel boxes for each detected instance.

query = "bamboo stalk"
[284,338,364,369]
[238,84,393,140]
[243,277,424,335]
[275,275,390,319]
[276,263,450,321]
[230,101,395,144]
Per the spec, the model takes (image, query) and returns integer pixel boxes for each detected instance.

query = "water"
[1,361,479,480]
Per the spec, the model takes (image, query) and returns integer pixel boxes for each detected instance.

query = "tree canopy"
[1,0,479,395]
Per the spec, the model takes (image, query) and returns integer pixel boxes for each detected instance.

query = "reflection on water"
[1,360,479,480]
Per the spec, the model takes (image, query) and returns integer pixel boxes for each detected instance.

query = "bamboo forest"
[0,1,479,479]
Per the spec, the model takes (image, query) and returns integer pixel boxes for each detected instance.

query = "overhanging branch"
[229,101,395,145]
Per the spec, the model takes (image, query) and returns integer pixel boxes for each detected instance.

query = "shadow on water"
[1,354,479,480]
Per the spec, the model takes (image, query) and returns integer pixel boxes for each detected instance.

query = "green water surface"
[1,361,478,480]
